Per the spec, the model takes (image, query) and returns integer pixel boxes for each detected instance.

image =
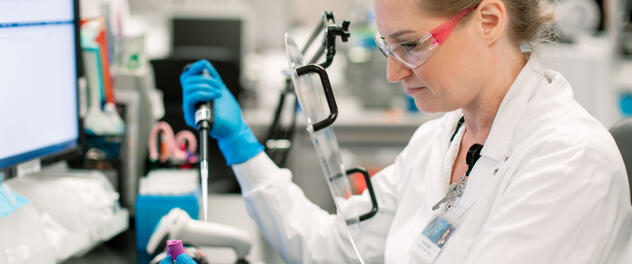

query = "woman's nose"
[386,56,412,83]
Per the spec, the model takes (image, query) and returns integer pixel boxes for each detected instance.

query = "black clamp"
[346,167,379,222]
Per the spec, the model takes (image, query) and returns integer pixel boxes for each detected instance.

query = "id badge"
[410,215,456,263]
[410,205,465,263]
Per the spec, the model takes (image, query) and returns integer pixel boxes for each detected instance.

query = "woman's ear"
[475,0,507,45]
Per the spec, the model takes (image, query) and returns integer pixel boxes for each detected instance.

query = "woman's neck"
[462,50,527,143]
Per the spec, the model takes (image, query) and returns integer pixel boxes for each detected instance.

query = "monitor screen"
[0,0,79,169]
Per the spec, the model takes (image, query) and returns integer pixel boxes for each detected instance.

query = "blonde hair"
[415,0,556,46]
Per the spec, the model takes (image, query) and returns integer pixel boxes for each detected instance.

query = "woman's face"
[374,0,489,113]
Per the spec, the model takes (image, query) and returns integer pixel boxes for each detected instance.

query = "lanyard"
[412,118,484,264]
[432,117,483,211]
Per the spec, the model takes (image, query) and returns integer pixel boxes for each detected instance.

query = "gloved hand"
[159,254,197,264]
[181,60,264,165]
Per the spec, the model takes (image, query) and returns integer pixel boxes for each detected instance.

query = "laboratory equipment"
[155,247,202,264]
[167,240,186,261]
[114,68,166,208]
[194,68,213,223]
[264,11,351,166]
[181,60,262,166]
[181,64,215,222]
[147,208,251,264]
[0,0,81,175]
[285,33,379,263]
[148,121,198,166]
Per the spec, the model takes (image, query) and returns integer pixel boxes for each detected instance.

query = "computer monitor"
[0,0,81,172]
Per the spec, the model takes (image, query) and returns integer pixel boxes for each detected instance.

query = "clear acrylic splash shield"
[285,33,366,263]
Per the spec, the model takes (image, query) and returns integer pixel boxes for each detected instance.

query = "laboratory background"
[1,0,632,263]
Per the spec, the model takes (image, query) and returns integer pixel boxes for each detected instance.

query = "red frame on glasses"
[430,4,479,45]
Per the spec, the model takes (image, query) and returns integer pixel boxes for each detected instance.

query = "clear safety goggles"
[375,4,478,69]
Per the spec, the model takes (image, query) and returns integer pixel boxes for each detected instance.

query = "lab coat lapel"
[455,57,545,233]
[481,57,543,161]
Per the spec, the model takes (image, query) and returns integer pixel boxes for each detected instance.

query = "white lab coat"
[232,57,632,263]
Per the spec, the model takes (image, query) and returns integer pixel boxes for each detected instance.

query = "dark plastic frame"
[295,64,338,132]
[346,167,379,221]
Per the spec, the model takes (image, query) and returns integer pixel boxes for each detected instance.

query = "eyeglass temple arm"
[430,5,478,45]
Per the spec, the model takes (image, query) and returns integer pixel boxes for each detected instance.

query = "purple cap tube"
[166,240,185,261]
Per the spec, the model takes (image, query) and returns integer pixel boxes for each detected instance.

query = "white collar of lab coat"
[479,56,545,162]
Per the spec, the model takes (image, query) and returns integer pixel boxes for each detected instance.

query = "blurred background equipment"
[555,0,602,41]
[0,1,129,263]
[147,121,198,167]
[172,17,244,71]
[81,18,126,137]
[619,0,632,55]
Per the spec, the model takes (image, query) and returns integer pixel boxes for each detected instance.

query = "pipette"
[195,72,213,222]
[185,65,213,222]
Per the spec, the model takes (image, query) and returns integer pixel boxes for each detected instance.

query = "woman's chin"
[413,99,440,113]
[413,97,459,113]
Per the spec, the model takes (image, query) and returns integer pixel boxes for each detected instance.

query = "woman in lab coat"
[180,0,632,263]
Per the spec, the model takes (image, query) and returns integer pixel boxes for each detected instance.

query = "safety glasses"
[375,4,478,69]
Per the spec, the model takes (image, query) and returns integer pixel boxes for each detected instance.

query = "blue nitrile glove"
[181,60,264,165]
[159,254,197,264]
